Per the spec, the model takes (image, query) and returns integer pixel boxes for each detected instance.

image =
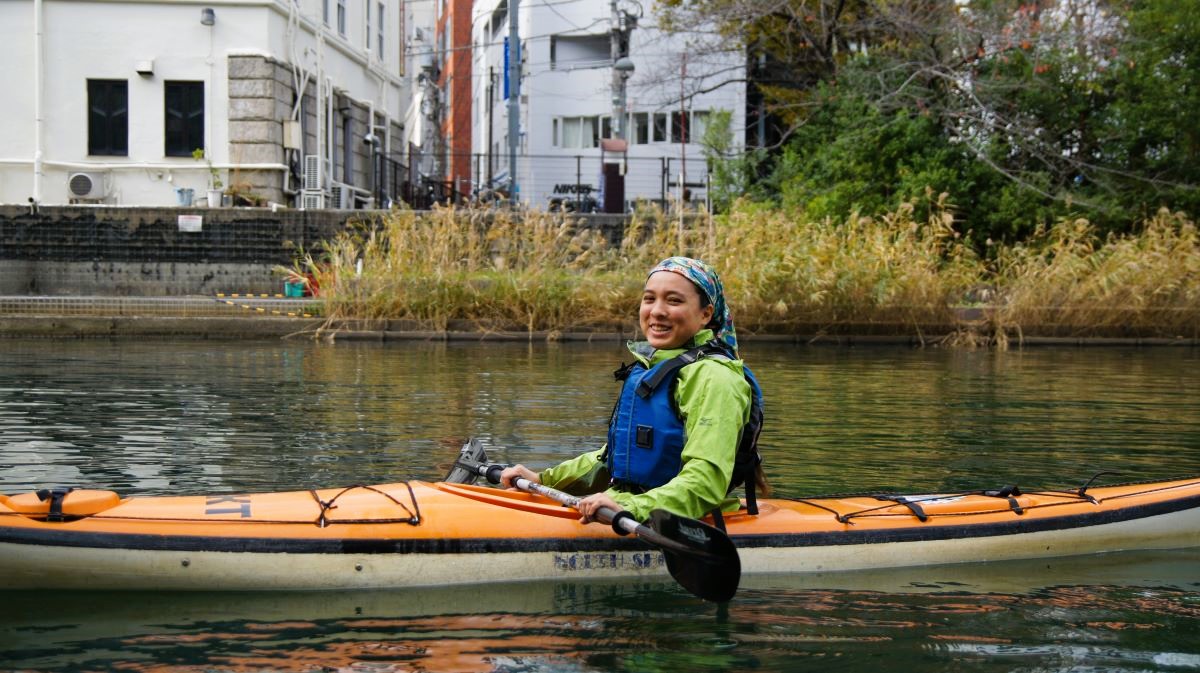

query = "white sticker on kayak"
[905,495,965,506]
[554,551,666,572]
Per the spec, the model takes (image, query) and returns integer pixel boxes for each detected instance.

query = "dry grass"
[288,202,1199,342]
[994,209,1200,339]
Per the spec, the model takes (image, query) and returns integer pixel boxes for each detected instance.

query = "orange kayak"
[2,476,1199,590]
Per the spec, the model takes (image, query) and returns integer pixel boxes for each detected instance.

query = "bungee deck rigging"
[0,482,424,527]
[782,475,1200,525]
[1,469,1199,593]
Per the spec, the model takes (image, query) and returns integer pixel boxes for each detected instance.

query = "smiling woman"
[640,270,714,350]
[501,256,767,525]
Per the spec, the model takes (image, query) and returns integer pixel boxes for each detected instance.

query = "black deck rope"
[872,495,929,522]
[1092,479,1200,504]
[1076,471,1120,500]
[981,485,1025,515]
[781,475,1200,525]
[788,498,856,524]
[836,499,926,524]
[309,484,420,528]
[0,482,424,527]
[309,489,337,528]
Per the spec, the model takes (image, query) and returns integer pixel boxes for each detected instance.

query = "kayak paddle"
[445,438,741,602]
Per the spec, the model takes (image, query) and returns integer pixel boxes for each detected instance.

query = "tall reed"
[290,202,1198,341]
[994,209,1200,338]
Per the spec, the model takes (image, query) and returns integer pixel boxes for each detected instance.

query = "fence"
[388,150,714,212]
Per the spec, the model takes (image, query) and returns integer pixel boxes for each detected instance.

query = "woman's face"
[640,271,715,350]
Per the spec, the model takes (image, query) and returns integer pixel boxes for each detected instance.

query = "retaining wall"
[0,205,631,296]
[0,205,354,295]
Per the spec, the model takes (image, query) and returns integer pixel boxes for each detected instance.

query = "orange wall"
[436,0,473,197]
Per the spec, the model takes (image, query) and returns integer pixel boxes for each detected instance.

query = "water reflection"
[2,551,1198,673]
[1,339,1197,498]
[2,339,1200,672]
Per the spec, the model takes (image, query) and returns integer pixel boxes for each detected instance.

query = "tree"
[672,0,1198,241]
[700,109,768,211]
[1099,0,1200,219]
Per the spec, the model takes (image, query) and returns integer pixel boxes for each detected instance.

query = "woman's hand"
[575,492,622,524]
[499,464,540,490]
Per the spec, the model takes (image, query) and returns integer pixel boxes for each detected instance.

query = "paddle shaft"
[477,463,703,557]
[458,449,741,601]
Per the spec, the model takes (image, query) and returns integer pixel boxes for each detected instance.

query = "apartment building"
[469,0,746,210]
[0,0,410,209]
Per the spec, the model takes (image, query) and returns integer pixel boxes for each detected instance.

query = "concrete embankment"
[2,205,1196,346]
[2,296,1196,347]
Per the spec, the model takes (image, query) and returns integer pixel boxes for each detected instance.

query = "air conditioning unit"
[303,155,321,191]
[67,172,109,200]
[331,182,353,209]
[301,191,324,210]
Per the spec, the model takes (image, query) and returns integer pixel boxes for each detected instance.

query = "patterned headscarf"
[647,256,738,356]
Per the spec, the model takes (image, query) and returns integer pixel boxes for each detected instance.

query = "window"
[601,116,611,140]
[653,113,668,142]
[337,0,346,35]
[562,117,581,148]
[692,111,709,143]
[323,0,329,25]
[632,112,648,145]
[489,2,507,42]
[549,34,608,70]
[560,116,599,149]
[552,118,558,146]
[672,111,690,144]
[365,0,371,50]
[164,81,204,157]
[87,79,128,156]
[377,2,385,56]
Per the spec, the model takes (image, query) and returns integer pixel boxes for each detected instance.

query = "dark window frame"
[653,113,668,143]
[87,79,129,156]
[672,110,690,144]
[164,80,205,157]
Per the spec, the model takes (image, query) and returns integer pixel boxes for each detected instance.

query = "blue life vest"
[605,342,764,511]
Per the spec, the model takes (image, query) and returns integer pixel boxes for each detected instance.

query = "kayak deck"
[1,476,1198,590]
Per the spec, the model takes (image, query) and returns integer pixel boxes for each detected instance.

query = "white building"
[471,0,746,211]
[0,0,410,209]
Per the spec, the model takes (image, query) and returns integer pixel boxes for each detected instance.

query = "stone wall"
[0,206,634,296]
[0,205,357,296]
[226,55,293,206]
[224,54,407,208]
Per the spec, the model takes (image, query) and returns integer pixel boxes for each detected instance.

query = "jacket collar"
[627,329,716,366]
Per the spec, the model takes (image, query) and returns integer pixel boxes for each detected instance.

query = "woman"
[501,256,766,524]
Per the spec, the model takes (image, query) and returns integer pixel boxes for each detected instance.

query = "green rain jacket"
[538,329,751,521]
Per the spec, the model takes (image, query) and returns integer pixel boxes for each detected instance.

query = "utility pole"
[680,52,686,206]
[507,0,520,203]
[487,66,494,188]
[611,0,621,139]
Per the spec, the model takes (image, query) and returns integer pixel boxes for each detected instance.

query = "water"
[2,338,1199,672]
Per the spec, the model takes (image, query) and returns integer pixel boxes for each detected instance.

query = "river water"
[1,338,1198,672]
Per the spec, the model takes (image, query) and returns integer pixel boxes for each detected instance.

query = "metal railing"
[387,150,713,212]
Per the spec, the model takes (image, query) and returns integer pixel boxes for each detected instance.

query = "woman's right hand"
[499,464,540,490]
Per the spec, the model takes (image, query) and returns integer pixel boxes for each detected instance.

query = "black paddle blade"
[443,438,489,485]
[647,509,741,602]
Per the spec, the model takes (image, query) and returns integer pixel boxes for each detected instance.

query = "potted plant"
[226,182,267,207]
[193,148,224,207]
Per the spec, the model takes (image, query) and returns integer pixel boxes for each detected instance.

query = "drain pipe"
[32,0,44,203]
